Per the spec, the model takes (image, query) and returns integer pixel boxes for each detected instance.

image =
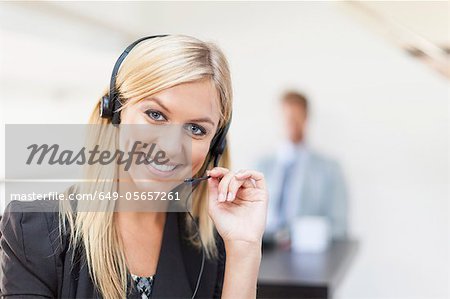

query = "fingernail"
[218,193,225,202]
[227,192,233,201]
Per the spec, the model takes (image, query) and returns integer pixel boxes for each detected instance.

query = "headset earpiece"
[100,95,114,119]
[99,34,169,124]
[100,94,121,125]
[209,115,232,167]
[111,97,122,125]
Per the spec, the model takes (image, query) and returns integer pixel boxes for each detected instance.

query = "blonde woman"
[0,35,268,298]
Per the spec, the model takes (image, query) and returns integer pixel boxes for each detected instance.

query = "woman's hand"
[207,167,269,247]
[207,167,268,299]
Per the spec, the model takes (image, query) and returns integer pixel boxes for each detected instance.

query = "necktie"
[277,160,295,229]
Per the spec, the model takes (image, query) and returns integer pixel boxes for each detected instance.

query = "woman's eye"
[145,109,166,121]
[185,123,206,136]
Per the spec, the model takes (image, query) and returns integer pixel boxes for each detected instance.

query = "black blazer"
[0,200,226,298]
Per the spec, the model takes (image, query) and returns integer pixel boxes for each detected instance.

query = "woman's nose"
[155,125,187,163]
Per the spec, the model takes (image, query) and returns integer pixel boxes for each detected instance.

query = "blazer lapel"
[126,212,219,299]
[178,213,219,299]
[149,212,193,298]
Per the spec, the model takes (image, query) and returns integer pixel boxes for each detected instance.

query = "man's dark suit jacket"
[0,200,226,298]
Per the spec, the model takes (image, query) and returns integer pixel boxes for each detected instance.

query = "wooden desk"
[258,240,358,299]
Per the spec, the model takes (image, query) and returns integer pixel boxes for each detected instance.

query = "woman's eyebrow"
[146,96,215,126]
[146,97,170,112]
[189,117,215,127]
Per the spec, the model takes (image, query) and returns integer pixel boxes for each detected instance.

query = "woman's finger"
[226,174,247,202]
[206,167,232,202]
[207,167,229,179]
[216,170,236,202]
[207,175,220,206]
[234,170,266,190]
[207,167,228,205]
[235,188,267,202]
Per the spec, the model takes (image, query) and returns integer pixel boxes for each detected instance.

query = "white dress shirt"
[268,140,310,233]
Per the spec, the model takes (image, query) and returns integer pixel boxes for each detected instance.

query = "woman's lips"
[145,157,183,178]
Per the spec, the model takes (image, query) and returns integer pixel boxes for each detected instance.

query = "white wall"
[0,2,448,298]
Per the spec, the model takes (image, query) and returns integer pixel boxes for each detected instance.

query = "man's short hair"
[281,91,308,113]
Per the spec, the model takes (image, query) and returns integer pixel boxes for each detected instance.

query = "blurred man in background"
[258,91,348,248]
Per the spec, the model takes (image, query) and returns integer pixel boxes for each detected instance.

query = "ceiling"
[341,1,449,78]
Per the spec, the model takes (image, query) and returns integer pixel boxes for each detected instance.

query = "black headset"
[100,34,231,169]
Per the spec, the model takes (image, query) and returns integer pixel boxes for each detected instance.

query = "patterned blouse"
[131,274,155,299]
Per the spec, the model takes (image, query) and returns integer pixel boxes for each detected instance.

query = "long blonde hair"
[59,35,233,299]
